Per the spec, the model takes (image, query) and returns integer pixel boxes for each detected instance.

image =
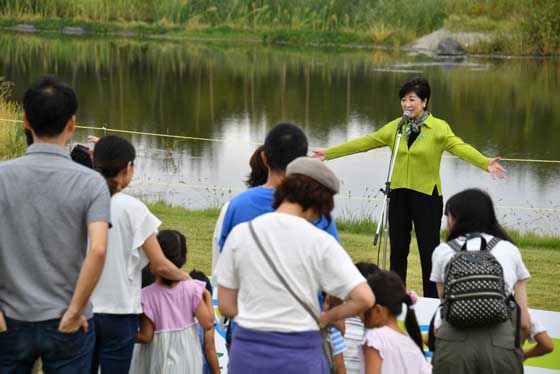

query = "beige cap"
[286,157,340,194]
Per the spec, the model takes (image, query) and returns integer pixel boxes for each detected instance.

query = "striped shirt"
[343,317,366,374]
[329,327,348,356]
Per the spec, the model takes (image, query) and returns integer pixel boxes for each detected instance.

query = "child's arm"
[195,291,214,331]
[524,331,554,360]
[202,289,214,317]
[335,353,347,374]
[136,313,154,344]
[363,346,382,374]
[204,328,221,374]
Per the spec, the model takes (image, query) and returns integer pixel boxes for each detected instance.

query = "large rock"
[62,26,86,36]
[11,24,37,33]
[437,37,465,56]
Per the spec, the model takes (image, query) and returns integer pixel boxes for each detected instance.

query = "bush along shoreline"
[0,0,558,56]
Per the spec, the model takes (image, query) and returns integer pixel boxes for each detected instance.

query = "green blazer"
[325,114,489,196]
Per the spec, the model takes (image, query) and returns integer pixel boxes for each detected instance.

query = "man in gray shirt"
[0,76,111,372]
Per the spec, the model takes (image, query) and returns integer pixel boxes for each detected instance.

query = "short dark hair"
[273,174,334,222]
[189,269,212,294]
[399,78,431,110]
[355,262,380,278]
[93,135,136,195]
[245,145,268,188]
[445,188,512,243]
[157,230,188,286]
[264,123,308,172]
[23,76,78,138]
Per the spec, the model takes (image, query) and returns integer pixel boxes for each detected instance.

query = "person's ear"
[260,150,269,168]
[23,113,32,131]
[447,213,455,231]
[66,114,76,135]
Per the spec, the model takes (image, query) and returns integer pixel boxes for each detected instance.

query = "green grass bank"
[148,203,560,312]
[0,0,559,55]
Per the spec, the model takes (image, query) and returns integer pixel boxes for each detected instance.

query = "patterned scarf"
[404,111,429,142]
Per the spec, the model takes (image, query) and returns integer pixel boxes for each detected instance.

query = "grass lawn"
[149,202,560,312]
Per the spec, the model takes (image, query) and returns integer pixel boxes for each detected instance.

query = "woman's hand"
[311,148,327,161]
[487,157,506,179]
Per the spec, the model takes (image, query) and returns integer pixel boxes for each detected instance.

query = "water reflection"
[1,33,558,233]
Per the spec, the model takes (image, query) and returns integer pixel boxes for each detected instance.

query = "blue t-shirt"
[218,186,339,251]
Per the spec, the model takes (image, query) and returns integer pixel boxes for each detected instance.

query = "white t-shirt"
[91,193,161,314]
[430,234,530,295]
[215,212,365,332]
[528,310,546,343]
[363,326,431,374]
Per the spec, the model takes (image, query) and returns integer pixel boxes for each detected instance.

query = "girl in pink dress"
[130,230,214,373]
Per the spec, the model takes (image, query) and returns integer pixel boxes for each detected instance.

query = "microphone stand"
[373,116,407,269]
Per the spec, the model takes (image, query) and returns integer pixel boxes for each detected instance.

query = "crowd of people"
[0,76,554,374]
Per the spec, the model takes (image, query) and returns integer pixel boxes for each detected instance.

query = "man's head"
[23,76,78,140]
[263,122,308,173]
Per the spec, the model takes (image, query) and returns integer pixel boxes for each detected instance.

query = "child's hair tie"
[405,290,418,309]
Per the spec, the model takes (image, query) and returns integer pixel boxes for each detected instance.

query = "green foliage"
[0,0,557,53]
[0,79,26,160]
[0,0,444,43]
[442,0,560,55]
[519,1,560,55]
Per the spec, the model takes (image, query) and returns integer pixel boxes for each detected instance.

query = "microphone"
[397,110,412,133]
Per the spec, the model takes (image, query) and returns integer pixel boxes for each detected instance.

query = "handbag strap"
[248,221,321,328]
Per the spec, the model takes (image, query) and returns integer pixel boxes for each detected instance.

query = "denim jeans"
[91,314,139,374]
[0,317,95,374]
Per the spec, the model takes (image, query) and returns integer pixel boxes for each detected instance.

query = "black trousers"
[388,187,442,298]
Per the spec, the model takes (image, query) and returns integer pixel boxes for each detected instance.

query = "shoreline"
[1,17,558,59]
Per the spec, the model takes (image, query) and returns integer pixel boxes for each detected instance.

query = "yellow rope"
[2,118,560,164]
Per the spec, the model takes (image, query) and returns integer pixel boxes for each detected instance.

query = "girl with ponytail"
[363,270,431,374]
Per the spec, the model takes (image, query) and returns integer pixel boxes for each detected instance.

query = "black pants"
[388,187,442,297]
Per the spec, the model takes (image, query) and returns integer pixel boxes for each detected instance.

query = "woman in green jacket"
[312,78,505,297]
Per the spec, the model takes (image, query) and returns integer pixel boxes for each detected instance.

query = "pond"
[1,33,559,234]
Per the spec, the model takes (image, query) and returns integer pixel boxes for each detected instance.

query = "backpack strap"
[427,305,441,352]
[446,239,462,252]
[448,233,501,252]
[485,236,501,251]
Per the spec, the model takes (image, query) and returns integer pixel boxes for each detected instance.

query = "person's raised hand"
[58,309,88,333]
[488,157,506,179]
[311,148,327,161]
[87,135,100,144]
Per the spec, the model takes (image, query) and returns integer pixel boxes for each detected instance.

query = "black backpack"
[428,233,521,351]
[441,232,513,328]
